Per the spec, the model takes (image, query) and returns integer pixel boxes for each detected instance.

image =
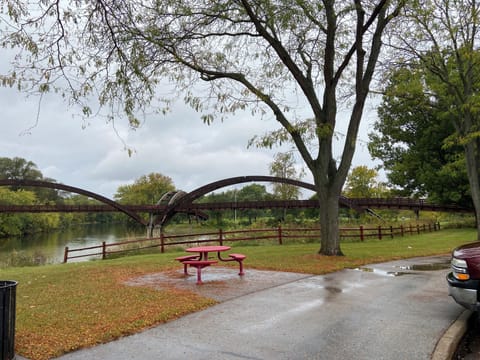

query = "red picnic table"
[186,245,231,259]
[176,245,246,284]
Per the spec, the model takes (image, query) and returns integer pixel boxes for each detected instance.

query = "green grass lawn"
[2,227,476,360]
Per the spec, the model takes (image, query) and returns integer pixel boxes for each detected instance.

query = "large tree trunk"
[464,140,480,241]
[318,186,344,256]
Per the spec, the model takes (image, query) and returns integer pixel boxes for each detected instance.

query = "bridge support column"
[151,225,162,238]
[147,214,154,238]
[146,221,162,238]
[414,209,420,220]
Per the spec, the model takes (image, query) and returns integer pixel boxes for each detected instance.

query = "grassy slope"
[1,228,476,360]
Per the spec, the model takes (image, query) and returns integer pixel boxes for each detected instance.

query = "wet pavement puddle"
[125,258,452,301]
[354,267,418,277]
[397,262,451,271]
[124,267,312,301]
[355,259,451,277]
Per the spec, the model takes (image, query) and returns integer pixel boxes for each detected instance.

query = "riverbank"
[3,228,476,360]
[0,223,147,266]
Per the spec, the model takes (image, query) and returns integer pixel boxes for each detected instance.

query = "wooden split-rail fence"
[63,222,440,263]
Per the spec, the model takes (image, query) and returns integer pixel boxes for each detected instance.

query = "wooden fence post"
[390,225,394,238]
[219,229,223,245]
[102,241,106,259]
[160,233,165,253]
[417,224,420,234]
[63,247,69,263]
[278,225,283,245]
[400,224,404,237]
[378,225,382,240]
[360,225,364,242]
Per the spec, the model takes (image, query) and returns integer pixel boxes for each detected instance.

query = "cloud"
[87,106,282,194]
[0,79,380,200]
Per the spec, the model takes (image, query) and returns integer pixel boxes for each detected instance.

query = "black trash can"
[0,281,17,360]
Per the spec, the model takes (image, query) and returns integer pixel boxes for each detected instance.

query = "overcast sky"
[0,83,379,200]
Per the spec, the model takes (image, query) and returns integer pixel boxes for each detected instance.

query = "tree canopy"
[0,0,406,255]
[114,173,175,205]
[369,65,471,206]
[0,157,61,202]
[269,152,305,200]
[343,165,388,198]
[0,157,42,181]
[381,0,480,236]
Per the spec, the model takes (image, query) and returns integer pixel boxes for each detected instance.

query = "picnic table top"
[186,245,231,253]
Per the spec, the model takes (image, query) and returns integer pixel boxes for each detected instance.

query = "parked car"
[447,242,480,311]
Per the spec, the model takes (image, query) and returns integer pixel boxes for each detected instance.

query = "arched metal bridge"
[0,177,472,229]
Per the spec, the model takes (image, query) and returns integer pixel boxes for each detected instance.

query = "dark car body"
[447,242,480,310]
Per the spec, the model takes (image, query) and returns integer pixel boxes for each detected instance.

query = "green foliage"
[248,118,318,149]
[0,156,42,181]
[237,184,270,224]
[62,195,117,225]
[112,173,176,225]
[0,157,61,202]
[236,184,270,202]
[0,188,61,236]
[370,63,471,206]
[197,183,313,227]
[198,185,273,226]
[3,249,48,267]
[197,190,235,227]
[343,166,389,198]
[269,152,305,200]
[395,1,480,237]
[114,173,175,205]
[0,156,125,234]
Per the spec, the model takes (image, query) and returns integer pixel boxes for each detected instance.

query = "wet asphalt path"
[54,255,464,360]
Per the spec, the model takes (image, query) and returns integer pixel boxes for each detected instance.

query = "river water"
[0,223,146,266]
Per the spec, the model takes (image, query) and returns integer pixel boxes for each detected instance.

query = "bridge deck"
[0,199,472,213]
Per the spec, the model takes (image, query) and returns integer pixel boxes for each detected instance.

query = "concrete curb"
[432,309,472,360]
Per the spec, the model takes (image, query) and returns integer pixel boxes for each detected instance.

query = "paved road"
[54,255,464,360]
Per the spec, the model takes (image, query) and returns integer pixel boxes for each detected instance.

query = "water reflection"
[355,260,451,277]
[397,262,450,271]
[0,223,145,265]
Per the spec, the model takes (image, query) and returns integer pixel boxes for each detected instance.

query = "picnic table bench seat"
[175,254,201,275]
[228,253,246,260]
[218,253,247,275]
[181,260,218,284]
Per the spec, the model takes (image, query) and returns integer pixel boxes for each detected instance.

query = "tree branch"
[239,0,323,120]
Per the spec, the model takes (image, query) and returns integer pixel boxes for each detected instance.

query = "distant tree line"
[0,155,316,236]
[0,157,121,236]
[0,154,464,238]
[0,156,307,235]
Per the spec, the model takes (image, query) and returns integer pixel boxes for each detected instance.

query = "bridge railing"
[63,222,441,263]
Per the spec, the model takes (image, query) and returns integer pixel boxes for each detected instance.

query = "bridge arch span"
[157,175,358,227]
[0,179,147,225]
[157,190,187,206]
